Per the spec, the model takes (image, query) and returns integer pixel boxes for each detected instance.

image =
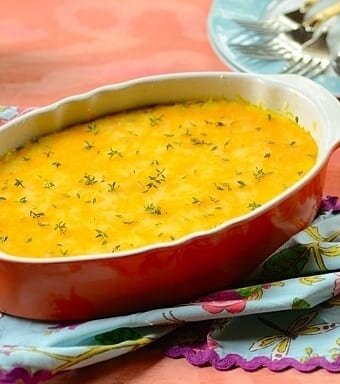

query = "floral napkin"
[1,106,340,382]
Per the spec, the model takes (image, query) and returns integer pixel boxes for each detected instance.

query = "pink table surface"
[1,1,340,382]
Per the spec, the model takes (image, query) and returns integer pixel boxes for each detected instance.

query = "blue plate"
[207,0,340,97]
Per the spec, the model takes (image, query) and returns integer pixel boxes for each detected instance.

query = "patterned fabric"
[166,206,340,371]
[1,107,340,382]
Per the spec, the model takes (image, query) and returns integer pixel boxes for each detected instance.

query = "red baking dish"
[0,72,339,321]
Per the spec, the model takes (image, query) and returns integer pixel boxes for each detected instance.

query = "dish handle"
[267,74,340,150]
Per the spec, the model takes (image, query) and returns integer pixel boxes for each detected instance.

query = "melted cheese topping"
[0,99,317,257]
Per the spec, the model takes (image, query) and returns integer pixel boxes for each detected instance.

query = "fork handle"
[304,0,321,9]
[305,1,340,27]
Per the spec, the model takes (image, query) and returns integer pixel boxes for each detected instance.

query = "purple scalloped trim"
[165,346,340,372]
[0,367,53,384]
[320,196,340,213]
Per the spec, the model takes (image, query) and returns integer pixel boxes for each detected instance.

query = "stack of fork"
[228,0,340,78]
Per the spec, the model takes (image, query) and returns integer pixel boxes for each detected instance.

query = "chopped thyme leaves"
[86,123,98,134]
[95,229,108,245]
[84,140,94,150]
[107,181,119,192]
[81,173,98,185]
[18,196,27,203]
[30,211,45,221]
[0,235,8,243]
[149,115,164,126]
[253,167,265,181]
[43,150,54,157]
[14,179,24,188]
[23,156,31,162]
[166,143,174,150]
[54,221,67,235]
[144,168,166,192]
[215,121,225,127]
[267,113,272,121]
[264,152,271,159]
[85,197,97,204]
[59,248,68,256]
[214,182,231,191]
[108,148,123,159]
[0,197,6,201]
[192,197,201,205]
[145,203,162,215]
[44,181,55,189]
[191,137,211,146]
[290,141,296,146]
[237,180,246,188]
[52,161,61,168]
[253,167,272,181]
[248,201,261,210]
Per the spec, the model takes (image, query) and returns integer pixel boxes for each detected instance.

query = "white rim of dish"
[0,71,339,264]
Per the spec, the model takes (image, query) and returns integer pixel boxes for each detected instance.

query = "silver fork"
[283,53,329,76]
[231,2,340,46]
[232,0,321,33]
[229,37,330,78]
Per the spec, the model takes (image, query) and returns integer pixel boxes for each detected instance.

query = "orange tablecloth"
[1,1,340,382]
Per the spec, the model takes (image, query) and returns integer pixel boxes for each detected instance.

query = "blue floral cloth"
[1,106,340,382]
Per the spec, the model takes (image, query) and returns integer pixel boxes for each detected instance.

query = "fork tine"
[282,55,329,77]
[229,38,329,79]
[226,19,330,79]
[299,58,323,76]
[300,58,329,77]
[230,41,292,59]
[282,55,310,74]
[231,48,286,59]
[228,30,268,46]
[308,59,329,77]
[230,18,285,33]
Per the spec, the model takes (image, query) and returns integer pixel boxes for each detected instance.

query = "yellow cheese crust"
[0,99,317,257]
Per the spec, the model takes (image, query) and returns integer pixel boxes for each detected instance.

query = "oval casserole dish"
[1,72,340,321]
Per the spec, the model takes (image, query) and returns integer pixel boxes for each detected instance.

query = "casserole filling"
[0,99,317,257]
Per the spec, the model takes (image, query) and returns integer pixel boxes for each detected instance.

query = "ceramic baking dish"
[0,72,339,321]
